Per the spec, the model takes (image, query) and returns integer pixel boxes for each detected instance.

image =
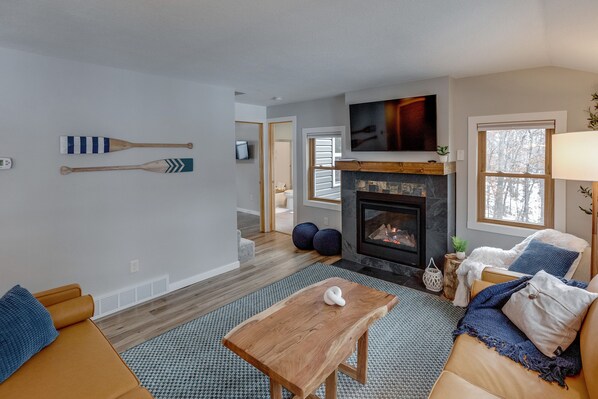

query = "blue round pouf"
[313,229,342,256]
[292,222,319,250]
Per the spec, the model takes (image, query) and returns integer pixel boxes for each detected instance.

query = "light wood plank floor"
[96,231,341,352]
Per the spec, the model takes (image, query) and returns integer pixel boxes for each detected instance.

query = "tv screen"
[236,140,250,160]
[349,95,437,151]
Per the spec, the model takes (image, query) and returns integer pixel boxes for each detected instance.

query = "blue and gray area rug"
[122,263,464,398]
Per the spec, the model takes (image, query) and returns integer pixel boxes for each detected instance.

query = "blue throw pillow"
[509,239,580,278]
[0,285,58,383]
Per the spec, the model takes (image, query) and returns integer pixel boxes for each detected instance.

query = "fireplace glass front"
[357,191,425,268]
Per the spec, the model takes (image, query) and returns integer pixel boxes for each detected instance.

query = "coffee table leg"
[325,369,337,399]
[338,329,368,384]
[270,379,283,399]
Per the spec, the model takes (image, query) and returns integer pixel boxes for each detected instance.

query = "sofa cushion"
[428,371,501,399]
[503,270,597,358]
[509,239,580,277]
[444,334,590,399]
[0,319,141,399]
[0,285,58,383]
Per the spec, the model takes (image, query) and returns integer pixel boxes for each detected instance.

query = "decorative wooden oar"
[60,158,193,175]
[60,136,193,154]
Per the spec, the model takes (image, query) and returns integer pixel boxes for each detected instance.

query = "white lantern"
[423,258,443,292]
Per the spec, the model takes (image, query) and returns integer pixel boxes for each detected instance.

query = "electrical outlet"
[249,194,254,201]
[324,217,329,226]
[130,259,140,273]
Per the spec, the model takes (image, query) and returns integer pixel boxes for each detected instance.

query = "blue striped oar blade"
[60,136,110,154]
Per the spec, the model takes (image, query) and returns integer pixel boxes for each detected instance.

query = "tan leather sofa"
[0,284,153,399]
[429,268,598,399]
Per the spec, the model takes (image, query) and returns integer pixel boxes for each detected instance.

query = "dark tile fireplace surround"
[340,169,456,279]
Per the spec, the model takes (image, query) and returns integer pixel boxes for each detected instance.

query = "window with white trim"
[476,120,554,229]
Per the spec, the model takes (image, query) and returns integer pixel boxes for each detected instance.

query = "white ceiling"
[1,0,597,106]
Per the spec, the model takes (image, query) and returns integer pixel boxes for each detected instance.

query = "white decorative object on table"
[423,258,443,292]
[323,286,346,307]
[456,251,466,260]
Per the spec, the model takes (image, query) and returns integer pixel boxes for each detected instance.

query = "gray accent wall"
[0,47,238,297]
[268,68,598,254]
[453,67,598,250]
[268,95,346,230]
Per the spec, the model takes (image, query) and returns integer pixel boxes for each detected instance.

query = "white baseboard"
[168,260,240,292]
[237,207,260,216]
[93,260,240,320]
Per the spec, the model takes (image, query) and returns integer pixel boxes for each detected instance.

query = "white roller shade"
[478,120,555,131]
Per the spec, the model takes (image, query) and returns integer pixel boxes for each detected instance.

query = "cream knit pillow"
[502,270,598,358]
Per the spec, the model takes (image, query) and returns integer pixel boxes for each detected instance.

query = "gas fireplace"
[356,191,426,268]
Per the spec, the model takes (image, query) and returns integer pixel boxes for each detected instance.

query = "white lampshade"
[552,131,598,181]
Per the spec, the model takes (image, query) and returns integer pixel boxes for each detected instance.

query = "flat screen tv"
[236,140,250,160]
[349,94,437,151]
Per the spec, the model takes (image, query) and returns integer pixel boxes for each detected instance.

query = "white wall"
[273,122,293,191]
[0,47,238,297]
[235,103,267,123]
[453,67,598,249]
[235,122,261,213]
[273,141,292,190]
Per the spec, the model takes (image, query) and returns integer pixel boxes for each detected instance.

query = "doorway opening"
[269,120,295,234]
[235,121,264,235]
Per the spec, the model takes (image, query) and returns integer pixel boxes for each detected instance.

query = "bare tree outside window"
[478,127,554,229]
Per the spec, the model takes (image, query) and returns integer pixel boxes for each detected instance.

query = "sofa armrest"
[34,284,82,307]
[471,280,495,299]
[481,267,528,284]
[46,295,94,329]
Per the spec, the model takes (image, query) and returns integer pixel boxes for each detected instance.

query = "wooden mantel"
[335,160,456,175]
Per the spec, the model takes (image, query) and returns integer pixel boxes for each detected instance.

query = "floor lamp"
[553,131,598,278]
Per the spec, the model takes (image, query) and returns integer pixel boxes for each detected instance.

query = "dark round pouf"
[292,222,319,250]
[313,229,342,256]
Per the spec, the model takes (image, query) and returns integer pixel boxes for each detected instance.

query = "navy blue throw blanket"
[454,276,587,387]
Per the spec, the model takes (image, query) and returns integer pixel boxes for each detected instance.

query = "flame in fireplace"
[368,224,416,248]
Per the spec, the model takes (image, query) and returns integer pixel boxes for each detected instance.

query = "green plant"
[588,92,598,130]
[436,145,449,156]
[578,185,593,215]
[451,236,468,253]
[579,93,598,214]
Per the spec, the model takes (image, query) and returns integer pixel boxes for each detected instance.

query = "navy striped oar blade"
[60,136,110,154]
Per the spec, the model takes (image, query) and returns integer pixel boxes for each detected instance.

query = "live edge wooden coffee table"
[222,277,398,399]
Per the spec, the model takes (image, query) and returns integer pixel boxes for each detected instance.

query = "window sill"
[304,198,341,212]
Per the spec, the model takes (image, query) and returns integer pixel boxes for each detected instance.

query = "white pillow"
[502,270,598,358]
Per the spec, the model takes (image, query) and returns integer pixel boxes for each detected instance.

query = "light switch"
[0,158,12,169]
[457,150,465,161]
